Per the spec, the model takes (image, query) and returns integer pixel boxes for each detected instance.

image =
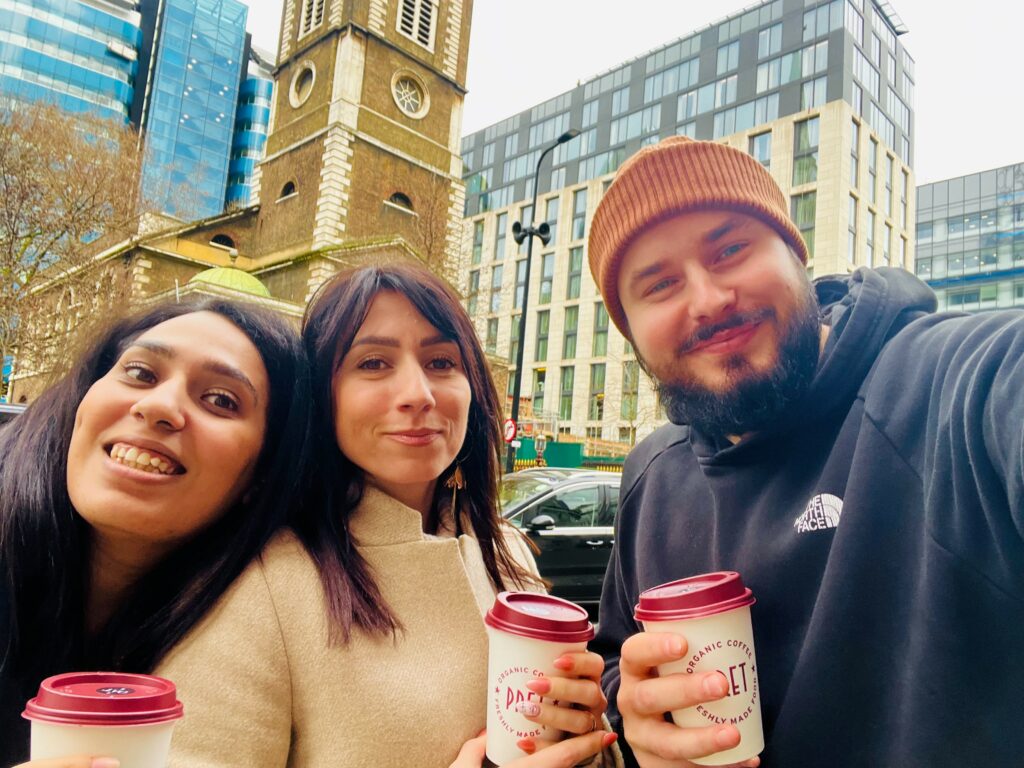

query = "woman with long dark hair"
[0,298,310,767]
[159,263,618,767]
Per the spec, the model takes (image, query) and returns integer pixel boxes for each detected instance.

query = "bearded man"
[588,136,1024,768]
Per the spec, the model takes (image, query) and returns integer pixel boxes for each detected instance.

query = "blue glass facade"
[225,55,272,209]
[140,0,248,220]
[0,0,141,122]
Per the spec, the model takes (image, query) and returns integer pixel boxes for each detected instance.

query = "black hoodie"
[594,268,1024,767]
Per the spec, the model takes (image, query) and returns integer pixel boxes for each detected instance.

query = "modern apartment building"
[0,0,142,122]
[460,0,916,443]
[916,162,1024,312]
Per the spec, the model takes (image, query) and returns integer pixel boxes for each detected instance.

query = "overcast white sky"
[242,0,1023,184]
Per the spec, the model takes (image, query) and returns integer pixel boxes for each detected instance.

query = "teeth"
[109,443,180,475]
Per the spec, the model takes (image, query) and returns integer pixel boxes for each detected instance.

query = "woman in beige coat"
[158,264,617,768]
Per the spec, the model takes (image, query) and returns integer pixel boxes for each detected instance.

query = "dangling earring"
[444,448,470,521]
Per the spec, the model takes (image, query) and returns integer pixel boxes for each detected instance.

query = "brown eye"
[124,364,157,383]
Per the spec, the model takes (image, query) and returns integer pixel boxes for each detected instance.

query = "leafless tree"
[0,100,142,383]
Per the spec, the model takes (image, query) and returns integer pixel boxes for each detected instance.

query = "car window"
[500,475,559,511]
[536,486,600,527]
[596,484,620,526]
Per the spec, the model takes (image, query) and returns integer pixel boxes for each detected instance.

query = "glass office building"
[225,47,273,209]
[917,162,1024,311]
[139,0,248,219]
[0,0,141,122]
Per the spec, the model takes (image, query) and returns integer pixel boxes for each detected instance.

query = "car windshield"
[499,475,560,514]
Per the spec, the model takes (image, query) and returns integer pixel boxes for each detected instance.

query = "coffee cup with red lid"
[484,592,595,766]
[635,572,763,766]
[23,671,183,768]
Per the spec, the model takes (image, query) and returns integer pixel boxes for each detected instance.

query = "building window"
[592,302,609,356]
[539,253,554,304]
[621,361,639,421]
[514,259,527,309]
[900,170,909,228]
[883,223,892,265]
[535,311,550,362]
[852,83,863,116]
[299,0,326,37]
[572,188,587,240]
[758,23,782,58]
[509,316,520,364]
[471,220,484,264]
[559,366,574,421]
[848,196,857,263]
[567,246,583,299]
[611,86,630,115]
[582,99,599,128]
[482,267,501,316]
[801,77,827,110]
[850,120,860,186]
[866,210,875,267]
[210,234,235,249]
[504,134,518,156]
[791,191,817,259]
[884,155,894,218]
[717,41,739,75]
[388,192,414,210]
[793,117,819,186]
[278,181,297,199]
[467,270,480,315]
[544,196,559,245]
[586,426,604,440]
[391,71,429,118]
[562,305,579,358]
[518,205,532,255]
[494,212,507,261]
[899,235,907,269]
[532,368,546,414]
[588,363,606,420]
[398,0,437,50]
[749,132,771,169]
[867,139,878,206]
[871,33,881,66]
[485,318,498,354]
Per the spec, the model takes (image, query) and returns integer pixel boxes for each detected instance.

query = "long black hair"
[0,298,310,700]
[299,263,538,643]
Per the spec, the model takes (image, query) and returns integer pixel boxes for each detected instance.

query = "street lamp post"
[505,128,580,474]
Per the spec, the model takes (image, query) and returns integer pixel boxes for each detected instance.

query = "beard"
[652,282,821,438]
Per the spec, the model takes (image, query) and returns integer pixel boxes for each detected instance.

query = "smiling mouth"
[386,430,442,445]
[689,322,761,353]
[106,442,184,475]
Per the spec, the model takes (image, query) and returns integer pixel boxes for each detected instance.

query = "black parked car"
[500,468,620,620]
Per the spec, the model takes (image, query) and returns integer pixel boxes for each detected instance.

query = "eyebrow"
[349,333,456,349]
[703,217,748,244]
[626,261,669,293]
[126,341,259,404]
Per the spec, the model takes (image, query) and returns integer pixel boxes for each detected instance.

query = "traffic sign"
[503,418,517,444]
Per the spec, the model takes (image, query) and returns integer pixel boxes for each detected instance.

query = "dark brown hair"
[299,262,537,642]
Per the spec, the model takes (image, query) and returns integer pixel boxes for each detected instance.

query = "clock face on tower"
[391,71,429,119]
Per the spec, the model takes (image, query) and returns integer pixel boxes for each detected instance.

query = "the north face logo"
[794,494,843,533]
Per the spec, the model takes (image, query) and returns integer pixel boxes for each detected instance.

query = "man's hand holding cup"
[618,631,759,768]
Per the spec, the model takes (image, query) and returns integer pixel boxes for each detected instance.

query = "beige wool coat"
[157,486,568,767]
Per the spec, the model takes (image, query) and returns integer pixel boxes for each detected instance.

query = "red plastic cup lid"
[485,591,595,644]
[634,572,755,622]
[23,672,184,726]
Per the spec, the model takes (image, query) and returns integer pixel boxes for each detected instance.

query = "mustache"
[677,307,775,354]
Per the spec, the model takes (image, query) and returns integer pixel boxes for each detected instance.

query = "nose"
[684,267,737,324]
[129,381,187,430]
[395,361,436,412]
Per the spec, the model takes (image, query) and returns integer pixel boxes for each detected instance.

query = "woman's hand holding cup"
[513,651,607,751]
[450,730,617,768]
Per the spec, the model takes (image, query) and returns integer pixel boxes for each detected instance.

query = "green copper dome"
[189,267,271,298]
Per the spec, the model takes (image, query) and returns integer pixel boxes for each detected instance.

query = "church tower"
[249,0,472,300]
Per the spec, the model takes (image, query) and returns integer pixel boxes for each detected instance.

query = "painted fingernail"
[553,655,574,671]
[516,738,536,753]
[714,725,740,748]
[601,731,619,748]
[91,760,121,768]
[703,672,728,697]
[515,701,541,716]
[526,678,551,695]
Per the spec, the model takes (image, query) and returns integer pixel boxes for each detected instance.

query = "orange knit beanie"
[587,136,808,338]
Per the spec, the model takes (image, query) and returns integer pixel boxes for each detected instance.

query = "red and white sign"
[503,418,517,444]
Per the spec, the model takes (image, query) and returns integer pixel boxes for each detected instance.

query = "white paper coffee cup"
[484,592,595,766]
[24,672,184,768]
[636,572,763,766]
